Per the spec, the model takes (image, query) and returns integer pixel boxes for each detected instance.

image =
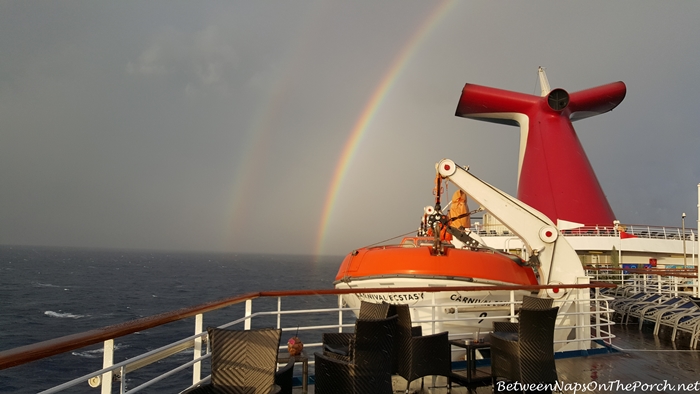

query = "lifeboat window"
[401,239,416,248]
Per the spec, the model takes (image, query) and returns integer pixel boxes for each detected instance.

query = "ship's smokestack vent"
[547,88,569,111]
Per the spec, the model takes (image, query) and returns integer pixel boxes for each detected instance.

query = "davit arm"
[436,159,585,294]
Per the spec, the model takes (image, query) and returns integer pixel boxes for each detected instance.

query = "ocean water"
[0,245,343,393]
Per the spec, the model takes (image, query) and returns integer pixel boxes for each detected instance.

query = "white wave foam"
[71,344,129,358]
[44,311,85,319]
[33,282,61,288]
[71,348,104,359]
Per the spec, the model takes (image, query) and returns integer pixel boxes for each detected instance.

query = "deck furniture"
[449,339,491,388]
[521,295,554,310]
[626,296,687,328]
[669,312,700,343]
[610,292,658,320]
[653,297,700,336]
[490,306,559,392]
[274,353,297,394]
[322,301,390,361]
[184,327,287,394]
[314,315,398,394]
[388,303,451,393]
[492,295,553,334]
[617,293,666,320]
[651,297,700,346]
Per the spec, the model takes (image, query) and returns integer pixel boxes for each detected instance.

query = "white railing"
[471,217,698,241]
[0,284,616,394]
[586,266,700,297]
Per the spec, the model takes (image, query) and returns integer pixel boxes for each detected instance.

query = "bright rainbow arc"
[315,0,454,256]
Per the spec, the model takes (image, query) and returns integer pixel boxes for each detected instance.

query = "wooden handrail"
[0,283,614,370]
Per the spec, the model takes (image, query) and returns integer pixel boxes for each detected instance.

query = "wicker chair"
[322,301,390,361]
[314,315,398,394]
[521,295,554,310]
[490,306,559,392]
[388,303,451,394]
[274,357,295,394]
[184,327,285,394]
[493,295,553,333]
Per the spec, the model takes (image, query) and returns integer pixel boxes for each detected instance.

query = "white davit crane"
[436,159,586,296]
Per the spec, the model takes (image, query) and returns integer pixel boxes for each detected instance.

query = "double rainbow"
[315,0,455,256]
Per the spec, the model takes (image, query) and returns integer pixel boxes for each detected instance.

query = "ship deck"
[294,323,700,393]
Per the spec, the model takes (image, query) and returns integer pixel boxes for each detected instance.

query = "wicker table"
[449,339,491,388]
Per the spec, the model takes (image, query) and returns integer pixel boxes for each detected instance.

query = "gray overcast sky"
[1,1,699,257]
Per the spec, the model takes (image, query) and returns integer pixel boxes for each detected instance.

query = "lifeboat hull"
[334,240,538,339]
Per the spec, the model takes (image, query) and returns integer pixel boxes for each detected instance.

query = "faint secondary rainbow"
[225,4,329,253]
[315,0,455,256]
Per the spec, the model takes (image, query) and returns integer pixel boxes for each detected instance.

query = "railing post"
[119,366,126,394]
[193,313,203,385]
[431,293,436,335]
[277,297,282,329]
[643,274,647,292]
[673,276,679,297]
[593,287,601,340]
[245,299,252,330]
[101,339,114,394]
[621,270,626,288]
[576,277,591,351]
[692,231,696,268]
[509,290,516,322]
[338,295,343,333]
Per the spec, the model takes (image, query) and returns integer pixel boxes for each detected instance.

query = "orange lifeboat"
[334,237,537,286]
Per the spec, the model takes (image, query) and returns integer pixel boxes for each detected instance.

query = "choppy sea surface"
[0,245,343,393]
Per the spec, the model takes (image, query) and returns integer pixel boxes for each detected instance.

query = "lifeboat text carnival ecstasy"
[334,68,696,349]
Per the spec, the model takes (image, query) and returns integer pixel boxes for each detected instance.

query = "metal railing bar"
[39,333,209,393]
[181,376,212,394]
[114,333,207,372]
[219,311,356,332]
[125,354,209,393]
[121,339,196,375]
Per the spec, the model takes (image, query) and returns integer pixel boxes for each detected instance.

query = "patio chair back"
[518,307,559,384]
[321,301,391,362]
[208,327,281,394]
[521,295,554,310]
[491,306,559,386]
[315,315,398,394]
[388,303,451,392]
[358,301,391,319]
[387,303,417,374]
[493,296,553,333]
